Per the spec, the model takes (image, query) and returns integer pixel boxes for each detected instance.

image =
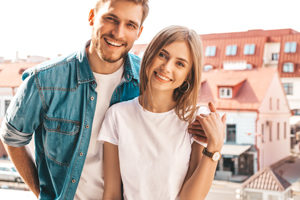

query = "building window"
[284,122,287,139]
[283,83,293,95]
[244,44,255,55]
[293,109,300,116]
[226,124,236,143]
[205,46,216,57]
[277,122,280,140]
[269,121,272,142]
[277,99,280,110]
[261,124,264,143]
[226,45,237,56]
[284,41,297,53]
[282,62,294,73]
[203,64,213,71]
[4,100,11,114]
[272,53,279,61]
[246,64,253,69]
[219,87,232,98]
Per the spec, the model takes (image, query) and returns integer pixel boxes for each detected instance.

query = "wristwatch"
[202,147,221,161]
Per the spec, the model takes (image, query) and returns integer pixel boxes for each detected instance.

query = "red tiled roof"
[0,63,36,87]
[242,167,291,191]
[201,29,299,40]
[198,68,278,110]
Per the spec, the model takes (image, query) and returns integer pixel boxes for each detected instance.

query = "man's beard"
[92,36,129,63]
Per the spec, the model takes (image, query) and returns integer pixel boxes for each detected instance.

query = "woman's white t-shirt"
[98,97,192,200]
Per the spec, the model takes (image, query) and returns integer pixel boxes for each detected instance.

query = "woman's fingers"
[208,102,216,113]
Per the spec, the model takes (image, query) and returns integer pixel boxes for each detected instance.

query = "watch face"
[212,152,221,161]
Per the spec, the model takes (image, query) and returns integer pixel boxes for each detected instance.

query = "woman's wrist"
[206,140,223,152]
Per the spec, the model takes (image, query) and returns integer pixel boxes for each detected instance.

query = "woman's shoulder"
[107,97,138,115]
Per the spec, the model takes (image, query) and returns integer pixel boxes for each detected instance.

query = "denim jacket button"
[79,152,84,156]
[90,96,94,101]
[72,179,76,183]
[85,125,89,129]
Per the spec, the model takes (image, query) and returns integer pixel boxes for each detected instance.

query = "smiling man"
[0,0,149,199]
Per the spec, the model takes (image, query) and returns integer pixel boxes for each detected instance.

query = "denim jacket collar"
[76,40,139,85]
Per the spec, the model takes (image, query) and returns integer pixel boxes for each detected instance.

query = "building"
[198,68,290,180]
[241,167,292,200]
[200,29,300,121]
[132,28,300,121]
[0,62,36,157]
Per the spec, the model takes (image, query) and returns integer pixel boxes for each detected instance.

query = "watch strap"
[202,147,214,158]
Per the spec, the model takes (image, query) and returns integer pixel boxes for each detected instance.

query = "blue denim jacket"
[0,42,140,199]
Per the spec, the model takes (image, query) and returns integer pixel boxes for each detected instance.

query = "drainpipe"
[255,110,260,171]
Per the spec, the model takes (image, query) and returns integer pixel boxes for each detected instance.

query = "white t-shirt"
[75,66,124,200]
[98,97,192,200]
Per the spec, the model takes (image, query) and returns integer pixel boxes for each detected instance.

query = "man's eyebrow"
[128,20,140,27]
[105,13,140,27]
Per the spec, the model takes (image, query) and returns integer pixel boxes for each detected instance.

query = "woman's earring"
[179,81,190,93]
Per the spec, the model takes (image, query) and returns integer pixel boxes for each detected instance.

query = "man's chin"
[98,52,127,63]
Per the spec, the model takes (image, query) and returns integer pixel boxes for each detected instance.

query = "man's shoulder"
[128,53,141,64]
[22,52,78,80]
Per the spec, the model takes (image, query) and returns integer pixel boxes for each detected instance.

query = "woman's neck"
[139,90,176,113]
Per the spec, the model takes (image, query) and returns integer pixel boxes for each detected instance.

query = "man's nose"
[112,24,126,40]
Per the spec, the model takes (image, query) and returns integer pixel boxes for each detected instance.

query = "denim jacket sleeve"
[0,71,44,147]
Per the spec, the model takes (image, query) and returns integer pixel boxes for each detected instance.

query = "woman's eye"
[158,52,167,59]
[177,62,185,67]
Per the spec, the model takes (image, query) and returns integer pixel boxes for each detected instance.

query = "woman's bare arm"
[102,142,122,200]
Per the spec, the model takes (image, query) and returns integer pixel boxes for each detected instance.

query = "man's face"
[90,0,143,63]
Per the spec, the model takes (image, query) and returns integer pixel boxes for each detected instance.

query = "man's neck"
[86,45,124,74]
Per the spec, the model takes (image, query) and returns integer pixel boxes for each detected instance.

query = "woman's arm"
[179,102,226,200]
[102,142,122,200]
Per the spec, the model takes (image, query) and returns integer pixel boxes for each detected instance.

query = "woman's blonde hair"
[139,25,203,122]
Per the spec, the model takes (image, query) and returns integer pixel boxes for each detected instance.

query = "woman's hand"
[196,102,226,152]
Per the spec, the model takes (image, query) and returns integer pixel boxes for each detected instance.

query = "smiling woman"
[98,25,226,200]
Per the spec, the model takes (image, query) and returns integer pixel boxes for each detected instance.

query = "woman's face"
[147,41,193,95]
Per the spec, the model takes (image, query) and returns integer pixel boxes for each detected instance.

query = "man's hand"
[3,145,40,198]
[188,120,208,143]
[188,102,226,145]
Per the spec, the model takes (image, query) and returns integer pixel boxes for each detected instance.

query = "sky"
[1,0,300,60]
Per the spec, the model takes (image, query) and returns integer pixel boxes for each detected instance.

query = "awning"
[290,116,300,125]
[221,144,251,156]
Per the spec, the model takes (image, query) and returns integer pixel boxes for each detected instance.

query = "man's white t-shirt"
[75,66,124,200]
[98,97,192,200]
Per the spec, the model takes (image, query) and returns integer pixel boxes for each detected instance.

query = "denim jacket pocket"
[43,116,80,166]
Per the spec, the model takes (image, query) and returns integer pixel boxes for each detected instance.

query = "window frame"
[226,45,237,56]
[205,46,216,57]
[282,62,294,73]
[219,87,233,98]
[244,44,256,55]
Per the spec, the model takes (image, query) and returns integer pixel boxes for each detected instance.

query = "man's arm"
[3,144,40,198]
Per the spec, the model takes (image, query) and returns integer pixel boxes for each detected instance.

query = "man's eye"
[127,23,137,30]
[105,17,117,23]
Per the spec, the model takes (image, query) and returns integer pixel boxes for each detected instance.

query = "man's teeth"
[157,73,169,81]
[106,39,122,47]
